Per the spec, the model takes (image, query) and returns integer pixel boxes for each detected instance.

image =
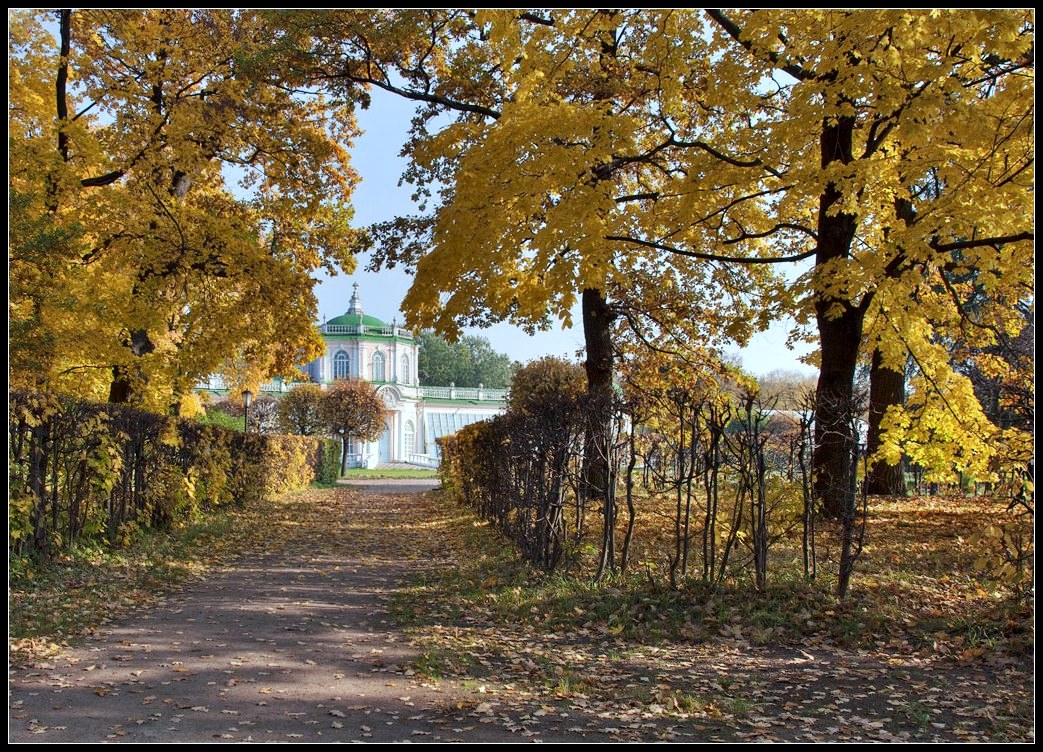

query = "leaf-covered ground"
[391,490,1036,743]
[8,485,1034,742]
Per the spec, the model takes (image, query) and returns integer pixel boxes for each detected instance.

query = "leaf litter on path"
[9,486,1034,743]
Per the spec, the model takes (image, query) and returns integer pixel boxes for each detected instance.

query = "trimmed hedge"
[9,391,340,558]
[315,438,342,485]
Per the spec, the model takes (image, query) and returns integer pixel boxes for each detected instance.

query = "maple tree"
[278,10,1029,517]
[9,9,366,413]
[273,9,788,506]
[319,379,387,474]
[630,9,1035,514]
[14,8,1031,518]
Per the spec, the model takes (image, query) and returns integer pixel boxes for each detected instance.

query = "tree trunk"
[865,348,906,496]
[811,114,864,519]
[813,308,863,518]
[581,287,615,505]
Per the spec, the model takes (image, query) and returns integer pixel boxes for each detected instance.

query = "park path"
[9,483,1034,743]
[7,483,582,743]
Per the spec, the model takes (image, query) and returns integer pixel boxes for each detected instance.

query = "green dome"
[326,312,387,328]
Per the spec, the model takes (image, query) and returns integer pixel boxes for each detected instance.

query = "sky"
[313,90,818,378]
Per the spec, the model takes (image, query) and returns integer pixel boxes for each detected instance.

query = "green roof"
[326,312,387,328]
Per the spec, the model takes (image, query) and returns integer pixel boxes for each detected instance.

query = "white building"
[199,283,507,468]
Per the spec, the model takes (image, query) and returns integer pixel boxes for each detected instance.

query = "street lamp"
[242,389,254,434]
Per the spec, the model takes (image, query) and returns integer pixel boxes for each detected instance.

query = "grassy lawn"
[340,467,440,479]
[8,482,1032,741]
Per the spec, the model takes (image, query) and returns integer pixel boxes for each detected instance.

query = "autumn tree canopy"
[10,10,1032,507]
[9,9,367,413]
[280,9,1033,512]
[696,10,1034,508]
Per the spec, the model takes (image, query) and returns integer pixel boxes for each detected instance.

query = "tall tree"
[274,9,784,500]
[681,10,1034,513]
[416,331,469,387]
[270,10,1033,514]
[417,331,514,388]
[9,9,367,412]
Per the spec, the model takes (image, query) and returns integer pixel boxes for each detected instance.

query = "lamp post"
[242,389,254,434]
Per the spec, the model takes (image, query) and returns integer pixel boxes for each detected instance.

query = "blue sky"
[313,91,818,377]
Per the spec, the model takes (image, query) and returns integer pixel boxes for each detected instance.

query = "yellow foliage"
[9,10,366,411]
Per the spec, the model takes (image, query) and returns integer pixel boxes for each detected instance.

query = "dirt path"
[9,485,1034,743]
[8,485,582,743]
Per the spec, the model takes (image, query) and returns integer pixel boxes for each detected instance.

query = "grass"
[381,487,1033,742]
[340,468,440,479]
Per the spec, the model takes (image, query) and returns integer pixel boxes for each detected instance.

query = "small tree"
[278,383,325,436]
[320,379,387,474]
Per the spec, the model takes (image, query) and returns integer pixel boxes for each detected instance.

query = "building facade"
[199,284,506,468]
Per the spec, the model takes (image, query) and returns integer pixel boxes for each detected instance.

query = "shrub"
[8,391,335,558]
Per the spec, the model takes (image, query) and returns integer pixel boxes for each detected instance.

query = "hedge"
[9,391,340,558]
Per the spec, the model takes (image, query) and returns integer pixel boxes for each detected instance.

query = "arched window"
[403,420,415,457]
[371,351,386,382]
[333,350,350,380]
[400,354,411,385]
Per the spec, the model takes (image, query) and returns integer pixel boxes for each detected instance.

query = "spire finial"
[348,282,363,316]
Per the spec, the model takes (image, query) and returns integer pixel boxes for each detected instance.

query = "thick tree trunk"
[865,348,906,496]
[581,287,615,504]
[813,308,863,517]
[812,114,864,519]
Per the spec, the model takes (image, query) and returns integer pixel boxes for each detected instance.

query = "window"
[371,351,386,382]
[400,354,411,385]
[403,420,415,457]
[333,350,350,380]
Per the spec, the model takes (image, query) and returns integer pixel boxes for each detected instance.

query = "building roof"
[325,282,388,329]
[325,312,388,328]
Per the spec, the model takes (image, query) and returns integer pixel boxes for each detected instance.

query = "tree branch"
[614,192,660,203]
[668,136,782,178]
[80,169,127,188]
[605,234,817,264]
[335,71,501,121]
[722,222,819,246]
[519,12,555,27]
[705,9,816,82]
[931,231,1033,254]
